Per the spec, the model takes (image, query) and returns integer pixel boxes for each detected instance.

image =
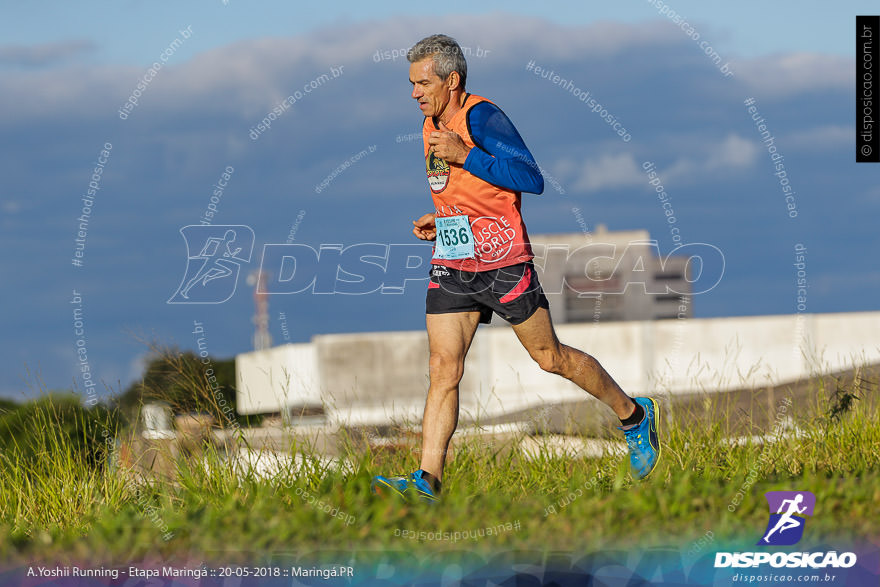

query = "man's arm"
[463,102,544,194]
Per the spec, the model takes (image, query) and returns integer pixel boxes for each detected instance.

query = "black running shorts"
[425,261,550,325]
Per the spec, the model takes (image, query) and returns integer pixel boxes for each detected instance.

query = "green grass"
[1,367,878,566]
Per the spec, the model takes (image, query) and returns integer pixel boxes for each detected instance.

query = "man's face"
[409,57,450,118]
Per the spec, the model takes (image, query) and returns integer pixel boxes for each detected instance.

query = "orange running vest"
[422,94,534,272]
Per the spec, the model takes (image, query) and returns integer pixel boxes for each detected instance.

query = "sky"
[2,1,878,402]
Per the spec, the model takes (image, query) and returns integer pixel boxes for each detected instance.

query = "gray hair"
[407,34,467,89]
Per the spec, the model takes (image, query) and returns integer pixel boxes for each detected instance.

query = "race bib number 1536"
[434,215,475,260]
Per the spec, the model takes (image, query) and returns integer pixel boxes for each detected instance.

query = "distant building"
[525,226,692,325]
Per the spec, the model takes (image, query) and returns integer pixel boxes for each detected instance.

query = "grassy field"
[0,365,878,576]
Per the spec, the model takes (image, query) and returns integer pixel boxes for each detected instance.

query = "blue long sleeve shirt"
[459,101,545,195]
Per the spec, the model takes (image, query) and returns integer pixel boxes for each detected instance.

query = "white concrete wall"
[812,312,880,371]
[235,312,880,423]
[236,343,320,414]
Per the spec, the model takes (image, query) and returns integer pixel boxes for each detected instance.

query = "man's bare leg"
[511,307,635,420]
[419,311,481,483]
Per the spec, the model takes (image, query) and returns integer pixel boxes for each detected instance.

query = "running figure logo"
[168,225,254,304]
[758,491,816,546]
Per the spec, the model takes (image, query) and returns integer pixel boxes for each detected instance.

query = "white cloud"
[0,15,845,202]
[706,134,758,169]
[0,40,95,67]
[861,185,880,204]
[2,200,21,214]
[737,52,852,98]
[660,133,757,185]
[661,158,698,184]
[784,125,851,151]
[559,134,757,195]
[0,17,853,126]
[570,153,644,193]
[127,351,153,384]
[0,16,691,121]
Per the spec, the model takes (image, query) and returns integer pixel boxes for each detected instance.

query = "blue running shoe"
[406,469,439,503]
[620,397,660,480]
[370,473,409,500]
[371,469,438,503]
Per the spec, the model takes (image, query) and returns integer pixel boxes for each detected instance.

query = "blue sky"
[2,2,878,401]
[0,0,869,64]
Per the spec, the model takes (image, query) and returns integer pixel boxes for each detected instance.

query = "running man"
[371,35,660,502]
[180,229,243,299]
[762,494,807,543]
